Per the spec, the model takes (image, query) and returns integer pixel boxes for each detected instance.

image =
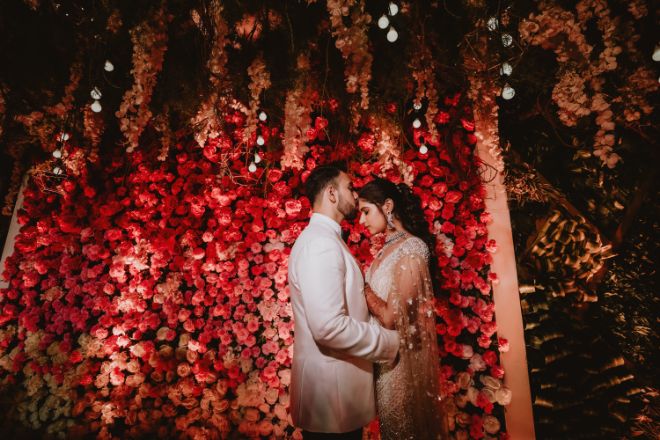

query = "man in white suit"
[288,164,400,439]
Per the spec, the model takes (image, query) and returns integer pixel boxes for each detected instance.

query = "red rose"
[491,365,505,379]
[460,119,475,132]
[434,111,450,124]
[445,190,463,204]
[268,169,283,183]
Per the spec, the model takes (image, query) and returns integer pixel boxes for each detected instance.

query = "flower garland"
[115,3,169,153]
[191,0,230,148]
[242,56,271,146]
[106,9,123,34]
[6,60,82,212]
[326,0,373,113]
[464,39,504,173]
[281,55,314,170]
[627,0,648,19]
[550,70,591,127]
[364,113,414,184]
[518,0,640,169]
[615,66,657,125]
[410,40,440,145]
[14,60,83,153]
[1,153,25,217]
[153,112,173,162]
[83,107,104,163]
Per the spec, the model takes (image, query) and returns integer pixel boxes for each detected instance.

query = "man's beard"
[338,195,358,220]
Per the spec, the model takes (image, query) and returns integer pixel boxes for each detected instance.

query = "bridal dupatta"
[368,237,449,439]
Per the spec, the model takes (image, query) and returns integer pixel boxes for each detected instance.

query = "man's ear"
[326,184,337,204]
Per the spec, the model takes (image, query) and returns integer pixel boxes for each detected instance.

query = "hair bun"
[396,182,413,197]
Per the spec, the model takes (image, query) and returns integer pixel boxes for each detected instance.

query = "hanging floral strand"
[518,0,643,168]
[191,0,230,148]
[82,106,104,163]
[367,114,414,184]
[326,0,373,119]
[281,55,314,170]
[153,111,174,161]
[464,31,505,173]
[106,8,123,34]
[410,39,440,144]
[116,2,169,153]
[14,60,82,153]
[242,56,271,145]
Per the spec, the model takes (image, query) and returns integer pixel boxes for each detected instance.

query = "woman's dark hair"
[359,178,441,296]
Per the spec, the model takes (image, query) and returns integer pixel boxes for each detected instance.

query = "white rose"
[480,375,501,390]
[467,386,480,406]
[469,353,487,371]
[456,372,472,389]
[454,392,469,408]
[495,387,512,405]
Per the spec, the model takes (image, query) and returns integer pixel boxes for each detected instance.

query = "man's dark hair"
[304,162,347,205]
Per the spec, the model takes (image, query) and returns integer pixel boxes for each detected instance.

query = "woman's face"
[358,199,387,235]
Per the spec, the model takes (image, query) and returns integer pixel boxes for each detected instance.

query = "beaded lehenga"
[366,236,448,440]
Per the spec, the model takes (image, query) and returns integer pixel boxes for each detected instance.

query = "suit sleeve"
[296,236,399,363]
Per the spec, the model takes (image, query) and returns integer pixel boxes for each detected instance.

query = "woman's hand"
[364,284,378,314]
[364,284,395,329]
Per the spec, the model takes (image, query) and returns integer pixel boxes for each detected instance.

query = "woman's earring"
[386,211,395,229]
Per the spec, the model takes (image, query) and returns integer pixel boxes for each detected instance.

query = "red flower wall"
[0,99,508,439]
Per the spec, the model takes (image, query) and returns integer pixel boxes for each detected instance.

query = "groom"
[288,164,400,439]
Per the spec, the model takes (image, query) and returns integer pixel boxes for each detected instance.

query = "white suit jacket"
[288,213,399,433]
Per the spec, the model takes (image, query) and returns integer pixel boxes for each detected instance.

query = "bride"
[357,178,449,440]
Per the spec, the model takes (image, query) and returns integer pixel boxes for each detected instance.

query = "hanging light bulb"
[52,149,62,159]
[104,60,114,72]
[501,33,513,47]
[487,16,499,31]
[501,83,515,100]
[419,144,429,154]
[256,135,265,146]
[386,27,398,42]
[413,102,422,111]
[378,15,389,29]
[57,132,70,142]
[258,111,268,121]
[52,166,63,175]
[248,162,257,173]
[388,2,399,16]
[500,62,513,76]
[91,100,102,113]
[412,118,422,129]
[90,86,102,100]
[254,152,262,164]
[653,45,660,62]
